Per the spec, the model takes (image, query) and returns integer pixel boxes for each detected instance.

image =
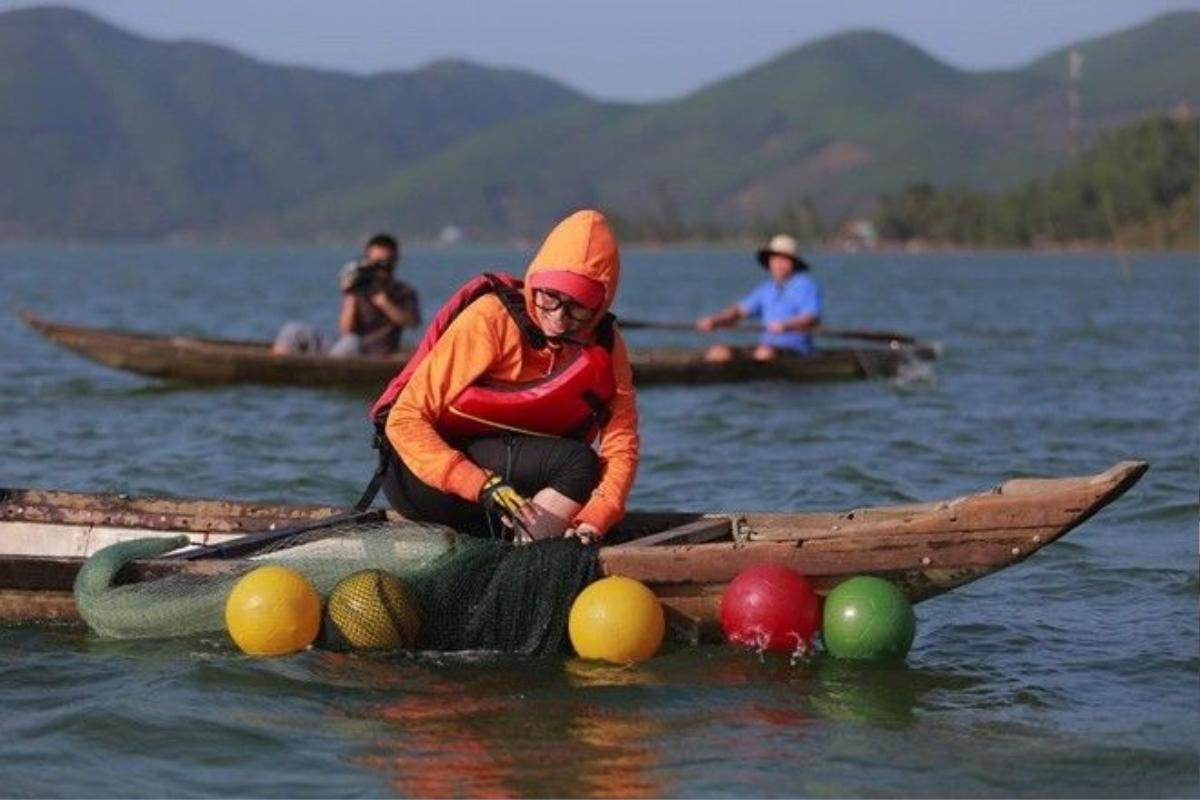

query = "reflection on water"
[564,656,667,688]
[811,658,979,729]
[341,655,671,798]
[332,648,981,797]
[568,712,663,799]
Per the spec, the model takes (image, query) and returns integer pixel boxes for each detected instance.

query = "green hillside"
[0,6,585,238]
[1,6,1196,241]
[873,115,1199,247]
[1029,11,1200,118]
[283,16,1197,239]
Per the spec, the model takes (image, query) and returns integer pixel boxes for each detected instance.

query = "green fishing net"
[74,521,599,656]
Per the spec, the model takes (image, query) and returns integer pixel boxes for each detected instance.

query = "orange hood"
[523,210,620,328]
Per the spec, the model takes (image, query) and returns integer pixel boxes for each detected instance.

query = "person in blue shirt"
[695,233,822,361]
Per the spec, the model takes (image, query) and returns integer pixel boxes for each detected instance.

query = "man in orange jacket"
[378,210,639,544]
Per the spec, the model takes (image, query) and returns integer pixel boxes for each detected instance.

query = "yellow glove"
[479,474,531,538]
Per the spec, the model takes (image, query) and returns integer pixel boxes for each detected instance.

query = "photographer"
[336,234,421,356]
[273,233,421,358]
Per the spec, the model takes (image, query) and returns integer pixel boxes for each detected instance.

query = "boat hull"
[21,311,936,389]
[0,461,1147,642]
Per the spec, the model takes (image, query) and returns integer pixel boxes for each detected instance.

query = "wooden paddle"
[619,318,922,345]
[168,508,385,561]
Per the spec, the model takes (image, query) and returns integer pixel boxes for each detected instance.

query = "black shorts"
[382,435,600,536]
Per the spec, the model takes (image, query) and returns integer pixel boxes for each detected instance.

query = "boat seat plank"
[0,522,240,558]
[614,518,733,548]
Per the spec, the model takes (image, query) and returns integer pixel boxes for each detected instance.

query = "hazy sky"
[4,0,1197,100]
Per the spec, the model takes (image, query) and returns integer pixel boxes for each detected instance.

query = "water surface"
[1,245,1196,797]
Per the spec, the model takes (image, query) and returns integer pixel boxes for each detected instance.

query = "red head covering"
[528,270,606,310]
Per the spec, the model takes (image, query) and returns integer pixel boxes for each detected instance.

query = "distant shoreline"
[0,235,1193,256]
[617,238,1197,255]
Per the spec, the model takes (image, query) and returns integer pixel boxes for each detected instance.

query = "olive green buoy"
[822,576,916,661]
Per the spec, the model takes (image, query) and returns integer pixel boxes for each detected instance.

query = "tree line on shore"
[872,115,1197,249]
[608,114,1197,250]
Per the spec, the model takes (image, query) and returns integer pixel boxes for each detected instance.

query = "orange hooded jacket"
[384,210,639,536]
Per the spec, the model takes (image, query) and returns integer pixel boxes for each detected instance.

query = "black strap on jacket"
[593,313,616,350]
[484,273,550,349]
[353,425,391,511]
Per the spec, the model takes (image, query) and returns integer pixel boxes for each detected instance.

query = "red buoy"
[720,564,820,652]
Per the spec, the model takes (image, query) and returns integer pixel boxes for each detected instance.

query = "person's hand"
[766,320,786,334]
[370,290,415,327]
[696,316,715,332]
[369,288,391,307]
[479,474,536,541]
[564,523,600,545]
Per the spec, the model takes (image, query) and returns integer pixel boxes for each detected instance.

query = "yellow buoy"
[224,565,321,656]
[569,576,664,664]
[321,569,420,651]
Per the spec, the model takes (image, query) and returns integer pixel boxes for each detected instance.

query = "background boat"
[21,310,938,388]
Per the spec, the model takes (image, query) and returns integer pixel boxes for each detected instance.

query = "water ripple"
[1,246,1197,796]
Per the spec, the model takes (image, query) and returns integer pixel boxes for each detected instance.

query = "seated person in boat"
[273,233,421,357]
[695,233,822,362]
[369,210,639,545]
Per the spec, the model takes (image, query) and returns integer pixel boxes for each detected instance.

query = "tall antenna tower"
[1067,48,1084,156]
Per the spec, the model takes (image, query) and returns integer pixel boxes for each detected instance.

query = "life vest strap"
[483,273,548,350]
[354,425,391,511]
[446,407,555,439]
[571,390,612,439]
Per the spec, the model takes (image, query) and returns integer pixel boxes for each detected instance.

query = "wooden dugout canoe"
[0,461,1147,641]
[20,311,938,389]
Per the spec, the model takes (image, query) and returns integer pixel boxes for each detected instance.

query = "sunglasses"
[533,289,596,323]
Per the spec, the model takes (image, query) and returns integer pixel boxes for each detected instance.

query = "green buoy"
[822,576,916,661]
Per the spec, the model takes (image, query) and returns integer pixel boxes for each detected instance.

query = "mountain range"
[1,5,1196,241]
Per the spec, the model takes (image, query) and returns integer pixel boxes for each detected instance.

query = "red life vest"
[370,273,616,442]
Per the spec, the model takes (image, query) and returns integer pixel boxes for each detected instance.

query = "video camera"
[345,258,393,294]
